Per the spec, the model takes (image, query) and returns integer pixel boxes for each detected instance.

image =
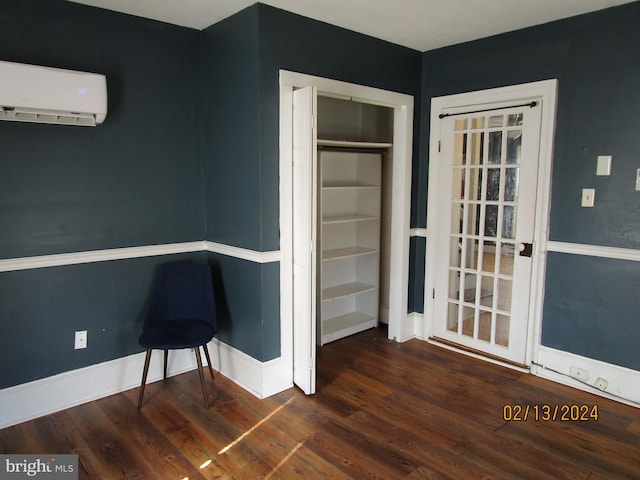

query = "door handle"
[518,242,533,257]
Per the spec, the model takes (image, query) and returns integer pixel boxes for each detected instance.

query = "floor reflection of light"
[200,459,212,469]
[218,397,294,455]
[264,442,304,480]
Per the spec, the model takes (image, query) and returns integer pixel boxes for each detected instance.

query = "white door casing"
[280,70,414,395]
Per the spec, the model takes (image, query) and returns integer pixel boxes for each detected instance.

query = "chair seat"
[139,319,216,350]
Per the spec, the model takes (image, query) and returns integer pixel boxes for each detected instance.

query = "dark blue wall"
[0,253,206,389]
[0,0,203,258]
[258,4,422,252]
[200,4,421,361]
[418,1,640,368]
[201,6,262,251]
[542,253,640,370]
[0,0,205,387]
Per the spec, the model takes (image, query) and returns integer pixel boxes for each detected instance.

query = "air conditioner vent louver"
[0,61,107,127]
[0,106,97,126]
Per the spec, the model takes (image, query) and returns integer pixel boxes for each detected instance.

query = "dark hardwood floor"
[1,327,639,479]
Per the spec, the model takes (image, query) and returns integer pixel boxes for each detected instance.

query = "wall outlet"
[569,366,589,381]
[595,377,609,391]
[74,330,87,350]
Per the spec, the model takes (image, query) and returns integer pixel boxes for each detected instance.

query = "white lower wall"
[0,339,292,429]
[535,346,640,407]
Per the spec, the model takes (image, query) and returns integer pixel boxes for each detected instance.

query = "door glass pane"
[447,303,459,332]
[455,119,467,130]
[469,132,484,165]
[497,279,512,312]
[452,168,465,200]
[450,204,463,234]
[463,272,478,302]
[496,314,510,347]
[507,113,523,126]
[502,206,516,239]
[489,115,503,127]
[479,276,494,308]
[465,238,479,269]
[486,168,501,201]
[484,205,498,238]
[507,130,522,164]
[470,117,485,129]
[481,244,495,273]
[499,243,515,276]
[462,306,475,338]
[465,205,481,237]
[504,168,518,202]
[488,131,502,164]
[453,133,467,165]
[469,169,482,200]
[448,269,460,300]
[478,310,492,342]
[450,236,462,265]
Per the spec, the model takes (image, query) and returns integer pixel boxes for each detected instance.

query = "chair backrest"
[146,263,217,330]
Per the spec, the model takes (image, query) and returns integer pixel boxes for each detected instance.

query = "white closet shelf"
[322,246,378,261]
[322,183,380,189]
[317,139,393,149]
[322,281,378,301]
[322,312,378,339]
[322,213,379,224]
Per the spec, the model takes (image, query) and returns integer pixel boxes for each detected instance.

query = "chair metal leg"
[138,349,153,410]
[202,343,215,381]
[194,346,209,409]
[163,350,169,379]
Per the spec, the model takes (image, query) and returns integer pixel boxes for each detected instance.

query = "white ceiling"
[68,0,636,51]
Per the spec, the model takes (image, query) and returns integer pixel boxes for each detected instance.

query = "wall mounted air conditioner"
[0,60,107,126]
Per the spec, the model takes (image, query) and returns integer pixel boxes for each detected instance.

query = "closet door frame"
[280,70,414,392]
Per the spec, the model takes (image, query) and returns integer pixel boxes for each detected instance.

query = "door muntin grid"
[447,112,524,348]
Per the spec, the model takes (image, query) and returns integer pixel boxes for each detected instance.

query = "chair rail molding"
[0,241,281,272]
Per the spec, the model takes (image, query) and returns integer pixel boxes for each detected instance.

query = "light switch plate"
[581,188,595,207]
[596,155,612,176]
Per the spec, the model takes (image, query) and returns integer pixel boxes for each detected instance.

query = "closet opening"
[316,96,394,345]
[279,69,414,396]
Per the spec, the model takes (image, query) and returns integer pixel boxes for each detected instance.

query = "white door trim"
[425,79,558,367]
[280,70,415,390]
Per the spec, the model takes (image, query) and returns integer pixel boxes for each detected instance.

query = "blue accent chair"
[137,262,217,409]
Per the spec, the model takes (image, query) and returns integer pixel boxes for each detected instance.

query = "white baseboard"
[409,312,425,340]
[208,338,292,399]
[0,341,292,429]
[535,346,640,407]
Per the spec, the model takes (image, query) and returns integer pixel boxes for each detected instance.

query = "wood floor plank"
[501,416,640,479]
[1,326,638,479]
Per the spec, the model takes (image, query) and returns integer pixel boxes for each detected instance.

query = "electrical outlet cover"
[74,330,87,349]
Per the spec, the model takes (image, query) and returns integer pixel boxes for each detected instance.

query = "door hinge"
[432,288,435,299]
[438,140,441,153]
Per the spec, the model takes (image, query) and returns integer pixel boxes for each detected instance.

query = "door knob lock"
[518,242,533,257]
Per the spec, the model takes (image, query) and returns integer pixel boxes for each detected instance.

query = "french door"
[430,100,544,364]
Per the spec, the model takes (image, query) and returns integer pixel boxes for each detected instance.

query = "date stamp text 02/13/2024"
[503,404,599,422]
